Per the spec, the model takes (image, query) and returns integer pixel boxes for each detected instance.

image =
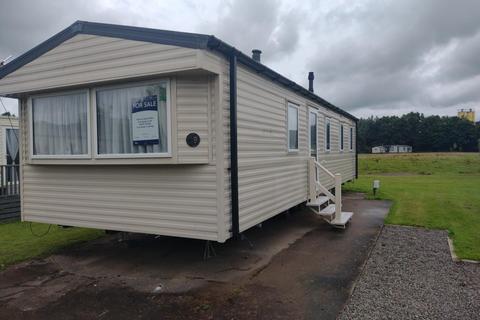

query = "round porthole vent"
[186,133,200,148]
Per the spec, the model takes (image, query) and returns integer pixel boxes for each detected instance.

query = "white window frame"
[325,117,331,152]
[28,90,91,160]
[350,126,354,151]
[308,107,318,159]
[287,102,299,152]
[93,79,172,159]
[340,123,344,151]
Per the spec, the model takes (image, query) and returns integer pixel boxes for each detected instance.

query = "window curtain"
[6,128,19,164]
[32,93,88,155]
[309,113,317,156]
[96,83,168,155]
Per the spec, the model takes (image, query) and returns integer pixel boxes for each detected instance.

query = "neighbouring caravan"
[0,22,357,242]
[372,145,412,153]
[389,145,412,153]
[371,146,386,154]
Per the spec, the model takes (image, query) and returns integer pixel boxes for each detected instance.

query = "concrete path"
[0,194,391,320]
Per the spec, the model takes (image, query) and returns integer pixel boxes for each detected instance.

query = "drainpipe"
[229,51,240,238]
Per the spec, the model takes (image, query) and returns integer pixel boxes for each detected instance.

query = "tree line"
[357,112,480,153]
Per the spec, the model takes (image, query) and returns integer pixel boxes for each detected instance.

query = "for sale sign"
[131,95,159,145]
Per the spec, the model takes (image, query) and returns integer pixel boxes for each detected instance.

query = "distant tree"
[357,112,480,153]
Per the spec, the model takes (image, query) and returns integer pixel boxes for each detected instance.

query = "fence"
[0,165,20,221]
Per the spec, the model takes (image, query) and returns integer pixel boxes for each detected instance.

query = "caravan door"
[309,109,318,161]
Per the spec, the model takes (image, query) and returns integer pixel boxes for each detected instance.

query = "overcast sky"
[1,0,479,120]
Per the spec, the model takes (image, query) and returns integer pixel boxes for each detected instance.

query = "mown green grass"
[0,222,104,270]
[345,152,480,260]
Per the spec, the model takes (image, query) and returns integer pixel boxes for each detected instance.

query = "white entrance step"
[330,211,354,228]
[318,204,336,217]
[307,196,329,207]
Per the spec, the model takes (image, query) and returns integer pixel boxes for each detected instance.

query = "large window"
[325,118,331,151]
[96,81,170,157]
[29,80,171,161]
[287,103,299,151]
[31,91,89,157]
[340,124,344,151]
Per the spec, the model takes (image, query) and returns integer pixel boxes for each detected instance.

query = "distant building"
[372,145,412,153]
[458,108,475,123]
[389,145,412,153]
[372,146,386,153]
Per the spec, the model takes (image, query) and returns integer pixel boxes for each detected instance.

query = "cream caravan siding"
[18,74,223,241]
[0,34,201,95]
[0,116,19,165]
[176,76,211,164]
[235,66,309,232]
[234,65,356,232]
[316,109,356,189]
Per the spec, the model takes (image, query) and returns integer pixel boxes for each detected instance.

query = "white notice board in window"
[131,95,159,145]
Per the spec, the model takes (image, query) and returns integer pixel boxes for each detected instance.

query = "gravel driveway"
[339,225,480,319]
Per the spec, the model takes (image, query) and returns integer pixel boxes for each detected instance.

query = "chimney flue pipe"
[308,72,314,92]
[252,49,262,62]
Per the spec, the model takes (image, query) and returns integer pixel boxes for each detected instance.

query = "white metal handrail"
[313,159,335,179]
[308,158,342,217]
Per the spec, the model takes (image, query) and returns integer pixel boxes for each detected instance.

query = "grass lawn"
[344,152,480,260]
[0,221,104,270]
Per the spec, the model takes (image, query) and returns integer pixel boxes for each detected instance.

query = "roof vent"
[252,49,262,63]
[308,72,314,92]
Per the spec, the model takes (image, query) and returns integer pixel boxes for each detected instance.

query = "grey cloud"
[199,0,304,62]
[305,0,480,114]
[0,0,138,60]
[437,31,480,82]
[0,0,479,119]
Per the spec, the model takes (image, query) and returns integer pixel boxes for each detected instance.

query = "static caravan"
[372,146,386,154]
[389,145,412,153]
[0,21,357,242]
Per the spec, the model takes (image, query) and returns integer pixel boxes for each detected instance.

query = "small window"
[350,127,353,151]
[309,111,317,157]
[340,124,344,151]
[31,91,89,157]
[96,81,170,157]
[287,103,299,151]
[325,118,331,151]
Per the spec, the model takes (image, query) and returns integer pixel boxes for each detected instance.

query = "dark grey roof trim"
[0,21,357,121]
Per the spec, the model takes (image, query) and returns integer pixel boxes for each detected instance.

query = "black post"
[355,122,359,179]
[229,52,239,238]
